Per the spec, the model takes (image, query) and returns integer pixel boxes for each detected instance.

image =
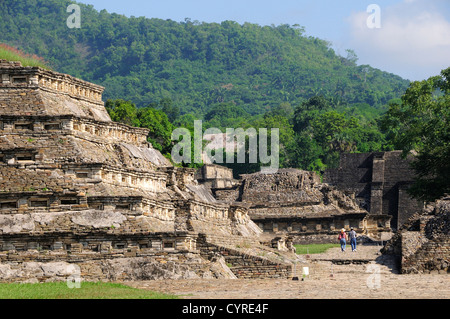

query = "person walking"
[338,228,347,252]
[349,227,357,252]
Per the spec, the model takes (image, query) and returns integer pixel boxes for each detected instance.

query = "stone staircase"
[197,233,294,279]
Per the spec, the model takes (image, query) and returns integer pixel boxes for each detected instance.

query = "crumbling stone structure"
[0,60,294,282]
[195,164,236,189]
[324,151,424,230]
[382,196,450,274]
[204,166,391,244]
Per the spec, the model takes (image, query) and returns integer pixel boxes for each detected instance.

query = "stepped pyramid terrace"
[0,59,299,281]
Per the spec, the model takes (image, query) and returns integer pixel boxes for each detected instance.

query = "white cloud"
[346,0,450,80]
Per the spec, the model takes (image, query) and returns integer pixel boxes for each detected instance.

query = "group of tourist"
[338,228,357,252]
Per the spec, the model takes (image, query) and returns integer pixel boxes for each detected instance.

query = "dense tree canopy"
[381,67,450,202]
[106,99,174,155]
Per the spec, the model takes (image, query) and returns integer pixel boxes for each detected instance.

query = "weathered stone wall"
[324,151,423,229]
[255,214,366,244]
[382,197,450,274]
[0,134,169,189]
[323,152,372,209]
[197,234,292,279]
[0,209,176,238]
[201,167,391,242]
[245,170,389,240]
[0,250,233,283]
[0,59,108,121]
[0,114,161,152]
[213,186,241,202]
[400,231,450,274]
[184,200,233,235]
[240,169,322,205]
[196,164,233,181]
[0,230,226,282]
[0,228,294,282]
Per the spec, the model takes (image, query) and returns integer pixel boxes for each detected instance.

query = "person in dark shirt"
[349,228,357,252]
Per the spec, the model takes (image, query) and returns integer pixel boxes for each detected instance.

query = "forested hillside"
[0,0,408,115]
[0,0,413,173]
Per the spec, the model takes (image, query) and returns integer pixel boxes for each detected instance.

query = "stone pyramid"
[0,60,290,282]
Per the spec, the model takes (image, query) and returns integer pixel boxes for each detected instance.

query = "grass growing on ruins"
[0,282,178,299]
[0,43,50,69]
[294,243,340,255]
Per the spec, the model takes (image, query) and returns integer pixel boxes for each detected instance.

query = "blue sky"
[77,0,450,81]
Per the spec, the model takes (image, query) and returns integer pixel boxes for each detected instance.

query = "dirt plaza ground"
[126,246,450,299]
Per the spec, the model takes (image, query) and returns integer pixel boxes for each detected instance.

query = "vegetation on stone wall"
[0,43,50,69]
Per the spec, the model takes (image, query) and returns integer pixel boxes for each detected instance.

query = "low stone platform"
[126,246,449,299]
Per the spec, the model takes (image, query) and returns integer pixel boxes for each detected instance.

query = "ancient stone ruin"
[0,59,446,281]
[324,151,424,230]
[382,196,450,274]
[0,60,294,282]
[200,165,392,244]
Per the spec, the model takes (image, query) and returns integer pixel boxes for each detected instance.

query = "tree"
[344,49,358,66]
[203,102,250,130]
[287,132,325,172]
[105,99,140,127]
[311,111,357,151]
[293,95,329,133]
[105,99,174,155]
[381,67,450,202]
[291,94,388,171]
[150,97,180,123]
[310,111,361,168]
[137,107,174,155]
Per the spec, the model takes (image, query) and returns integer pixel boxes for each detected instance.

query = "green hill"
[0,0,409,117]
[0,0,413,172]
